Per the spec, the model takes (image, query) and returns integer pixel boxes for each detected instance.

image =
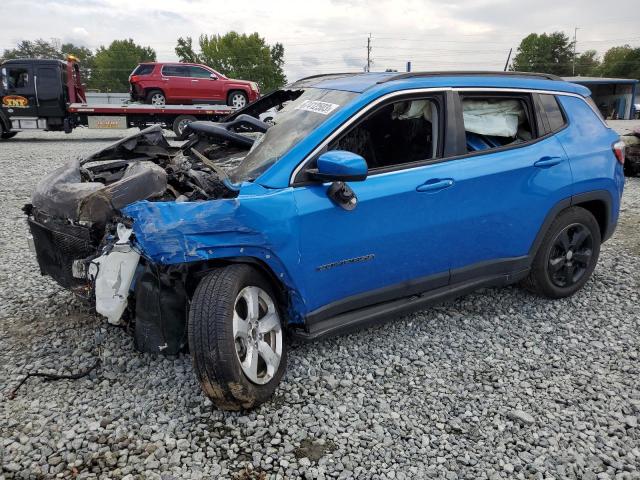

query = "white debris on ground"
[1,128,639,479]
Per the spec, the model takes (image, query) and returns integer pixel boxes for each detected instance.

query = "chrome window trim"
[288,86,604,186]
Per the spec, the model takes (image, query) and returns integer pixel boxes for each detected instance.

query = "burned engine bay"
[24,90,303,354]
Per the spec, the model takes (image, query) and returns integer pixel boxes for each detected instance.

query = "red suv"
[129,63,260,108]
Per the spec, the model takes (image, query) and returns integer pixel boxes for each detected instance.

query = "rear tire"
[146,89,166,105]
[188,265,287,410]
[227,91,248,109]
[524,206,601,298]
[172,115,197,139]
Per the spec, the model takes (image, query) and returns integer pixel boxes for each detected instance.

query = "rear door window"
[161,65,189,77]
[460,94,536,152]
[539,94,567,132]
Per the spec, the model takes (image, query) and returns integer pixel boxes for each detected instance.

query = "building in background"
[564,77,638,120]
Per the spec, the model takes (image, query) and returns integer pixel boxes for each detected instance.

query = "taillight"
[613,140,625,165]
[130,75,139,83]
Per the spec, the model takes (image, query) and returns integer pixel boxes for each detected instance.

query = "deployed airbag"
[462,99,525,137]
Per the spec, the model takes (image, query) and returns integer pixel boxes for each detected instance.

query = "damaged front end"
[24,117,271,353]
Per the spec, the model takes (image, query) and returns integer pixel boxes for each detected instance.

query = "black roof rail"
[292,72,362,83]
[378,71,563,83]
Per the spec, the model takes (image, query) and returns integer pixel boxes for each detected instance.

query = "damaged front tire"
[188,265,287,410]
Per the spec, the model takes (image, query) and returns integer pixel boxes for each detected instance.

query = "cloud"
[0,0,638,79]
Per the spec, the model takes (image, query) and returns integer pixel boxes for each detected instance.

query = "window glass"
[161,65,189,77]
[539,94,566,132]
[188,66,213,78]
[461,96,534,152]
[6,67,31,92]
[37,67,59,92]
[328,98,439,169]
[133,64,155,76]
[230,88,357,182]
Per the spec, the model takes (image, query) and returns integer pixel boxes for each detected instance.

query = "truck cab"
[0,58,85,137]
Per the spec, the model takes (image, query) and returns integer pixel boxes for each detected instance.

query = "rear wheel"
[172,115,197,139]
[146,90,166,105]
[188,265,287,410]
[228,91,248,109]
[524,206,601,298]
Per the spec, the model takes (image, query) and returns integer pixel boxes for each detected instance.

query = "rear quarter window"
[539,94,567,132]
[133,64,154,76]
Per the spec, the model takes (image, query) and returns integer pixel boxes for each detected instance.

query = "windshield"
[230,88,357,182]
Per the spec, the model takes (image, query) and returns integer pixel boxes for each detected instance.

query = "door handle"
[191,80,199,82]
[534,156,563,168]
[416,178,455,193]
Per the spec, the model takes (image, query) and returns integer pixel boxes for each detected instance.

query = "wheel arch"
[184,255,304,326]
[571,191,613,242]
[529,189,614,260]
[227,88,249,100]
[145,87,166,98]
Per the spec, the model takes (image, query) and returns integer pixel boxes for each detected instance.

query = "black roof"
[0,58,67,66]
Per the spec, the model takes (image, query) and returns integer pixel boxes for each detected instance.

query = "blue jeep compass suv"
[27,71,625,409]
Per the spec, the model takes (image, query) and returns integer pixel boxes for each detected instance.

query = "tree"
[2,39,95,85]
[90,39,156,91]
[175,32,286,92]
[2,39,60,60]
[599,45,640,80]
[175,37,200,64]
[511,32,574,76]
[574,49,600,76]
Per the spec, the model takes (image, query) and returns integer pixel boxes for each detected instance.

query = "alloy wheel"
[231,93,247,109]
[151,93,166,105]
[232,286,283,385]
[547,223,593,288]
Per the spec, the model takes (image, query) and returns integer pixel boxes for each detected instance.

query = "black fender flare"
[528,190,614,260]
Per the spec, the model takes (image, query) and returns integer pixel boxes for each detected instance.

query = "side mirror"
[210,74,218,80]
[306,151,367,211]
[307,150,368,182]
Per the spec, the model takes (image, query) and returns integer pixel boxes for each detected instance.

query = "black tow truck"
[0,57,233,140]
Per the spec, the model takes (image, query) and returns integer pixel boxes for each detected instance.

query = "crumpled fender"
[121,188,308,322]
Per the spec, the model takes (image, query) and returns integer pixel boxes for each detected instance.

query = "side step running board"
[292,269,529,341]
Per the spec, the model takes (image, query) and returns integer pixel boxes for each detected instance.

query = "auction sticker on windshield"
[295,100,340,115]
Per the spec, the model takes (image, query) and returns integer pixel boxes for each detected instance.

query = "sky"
[1,0,639,82]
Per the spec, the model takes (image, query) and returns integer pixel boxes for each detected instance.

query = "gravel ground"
[1,128,639,480]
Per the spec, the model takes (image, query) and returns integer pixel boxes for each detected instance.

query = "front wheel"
[524,206,601,298]
[1,131,18,140]
[188,265,287,410]
[227,91,248,109]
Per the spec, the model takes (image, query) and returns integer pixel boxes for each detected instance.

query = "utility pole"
[366,33,372,72]
[504,48,512,71]
[572,27,579,75]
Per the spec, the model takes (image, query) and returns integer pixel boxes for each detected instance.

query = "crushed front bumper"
[27,216,96,292]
